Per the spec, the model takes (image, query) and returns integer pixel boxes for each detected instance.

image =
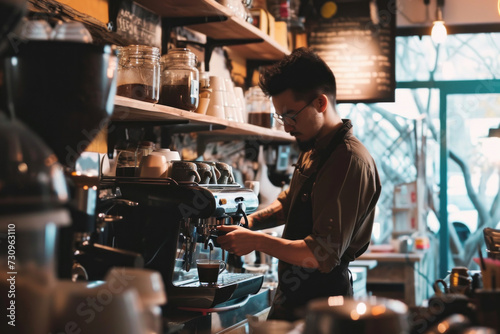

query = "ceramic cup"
[105,267,167,334]
[170,161,201,183]
[152,148,181,161]
[194,162,213,184]
[201,161,221,184]
[216,162,234,184]
[206,95,225,119]
[244,180,260,196]
[206,76,226,119]
[51,280,145,334]
[105,267,167,306]
[150,149,180,177]
[209,75,226,92]
[138,154,167,178]
[196,259,226,286]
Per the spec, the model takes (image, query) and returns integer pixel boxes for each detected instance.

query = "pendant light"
[431,0,447,44]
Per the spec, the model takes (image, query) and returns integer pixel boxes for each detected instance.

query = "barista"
[217,48,382,321]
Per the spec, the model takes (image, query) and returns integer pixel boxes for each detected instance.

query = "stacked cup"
[223,78,239,122]
[234,86,247,123]
[206,76,226,119]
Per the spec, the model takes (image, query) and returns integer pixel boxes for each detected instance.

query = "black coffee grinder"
[2,38,126,280]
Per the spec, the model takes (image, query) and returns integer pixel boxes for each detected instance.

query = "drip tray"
[167,273,264,309]
[178,273,258,287]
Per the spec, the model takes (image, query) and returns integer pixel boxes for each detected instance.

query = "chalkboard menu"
[306,0,395,103]
[109,0,161,48]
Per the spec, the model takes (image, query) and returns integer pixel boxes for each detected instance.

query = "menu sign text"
[307,0,396,103]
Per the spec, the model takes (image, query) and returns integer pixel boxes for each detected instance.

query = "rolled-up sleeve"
[277,188,290,220]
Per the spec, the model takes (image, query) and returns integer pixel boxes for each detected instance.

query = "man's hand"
[216,225,258,256]
[217,225,320,269]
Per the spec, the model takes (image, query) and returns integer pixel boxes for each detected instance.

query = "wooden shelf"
[135,0,290,60]
[112,96,294,142]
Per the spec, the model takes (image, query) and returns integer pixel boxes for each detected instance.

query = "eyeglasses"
[273,97,317,126]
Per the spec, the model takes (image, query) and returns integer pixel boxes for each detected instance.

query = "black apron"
[268,120,354,321]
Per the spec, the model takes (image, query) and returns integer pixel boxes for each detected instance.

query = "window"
[338,33,500,277]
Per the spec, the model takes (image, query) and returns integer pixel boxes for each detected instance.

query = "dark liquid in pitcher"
[248,112,275,128]
[197,263,220,285]
[160,84,197,111]
[116,166,137,177]
[117,83,158,103]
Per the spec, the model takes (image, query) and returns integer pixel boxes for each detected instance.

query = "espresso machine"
[98,177,264,309]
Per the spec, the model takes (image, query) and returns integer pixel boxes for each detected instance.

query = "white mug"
[245,180,260,196]
[106,268,167,334]
[51,280,145,334]
[105,267,167,306]
[152,148,180,161]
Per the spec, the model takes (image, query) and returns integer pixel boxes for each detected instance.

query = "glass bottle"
[195,73,211,114]
[160,48,199,111]
[134,141,155,176]
[247,86,273,128]
[115,149,138,177]
[116,45,161,103]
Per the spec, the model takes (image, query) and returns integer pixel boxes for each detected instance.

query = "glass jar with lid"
[116,45,161,103]
[160,48,199,111]
[246,86,274,128]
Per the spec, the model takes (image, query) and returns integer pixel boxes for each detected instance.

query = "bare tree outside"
[339,32,500,271]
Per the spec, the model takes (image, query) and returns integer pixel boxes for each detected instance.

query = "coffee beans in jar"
[160,48,199,111]
[116,45,161,103]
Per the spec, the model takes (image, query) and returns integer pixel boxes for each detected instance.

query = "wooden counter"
[358,250,432,306]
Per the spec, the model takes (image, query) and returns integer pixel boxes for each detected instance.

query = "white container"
[106,268,167,334]
[138,154,168,178]
[206,77,227,119]
[152,148,181,161]
[223,78,238,121]
[150,149,181,177]
[234,86,246,123]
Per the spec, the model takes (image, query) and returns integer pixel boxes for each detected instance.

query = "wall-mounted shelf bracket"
[107,119,190,158]
[162,16,229,53]
[204,37,263,72]
[178,37,264,72]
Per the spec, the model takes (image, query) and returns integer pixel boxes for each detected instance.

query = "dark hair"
[259,47,336,103]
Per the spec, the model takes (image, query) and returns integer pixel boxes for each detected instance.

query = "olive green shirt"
[278,119,381,273]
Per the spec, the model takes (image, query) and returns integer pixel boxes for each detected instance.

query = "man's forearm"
[248,199,285,230]
[255,233,319,268]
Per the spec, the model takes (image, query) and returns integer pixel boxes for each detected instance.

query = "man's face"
[272,89,322,150]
